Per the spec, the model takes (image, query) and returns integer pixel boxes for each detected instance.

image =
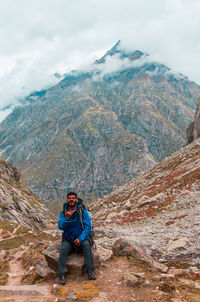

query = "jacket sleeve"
[78,209,92,242]
[58,211,72,230]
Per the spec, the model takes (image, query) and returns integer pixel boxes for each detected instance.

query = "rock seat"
[43,241,101,273]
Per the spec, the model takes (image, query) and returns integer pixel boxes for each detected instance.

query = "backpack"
[62,198,95,247]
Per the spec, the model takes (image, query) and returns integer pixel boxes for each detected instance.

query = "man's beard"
[68,201,77,208]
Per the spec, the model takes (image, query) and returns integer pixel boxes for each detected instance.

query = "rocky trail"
[7,247,27,286]
[0,249,54,302]
[1,232,200,302]
[0,285,53,302]
[0,225,53,302]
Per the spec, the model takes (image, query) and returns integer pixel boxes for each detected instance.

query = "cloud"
[0,0,200,117]
[90,52,146,79]
[89,48,186,83]
[0,106,14,123]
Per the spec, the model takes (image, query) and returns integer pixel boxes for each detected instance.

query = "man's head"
[66,192,78,208]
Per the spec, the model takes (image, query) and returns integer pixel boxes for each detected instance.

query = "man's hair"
[67,192,77,198]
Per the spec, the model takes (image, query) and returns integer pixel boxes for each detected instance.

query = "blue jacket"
[58,207,92,242]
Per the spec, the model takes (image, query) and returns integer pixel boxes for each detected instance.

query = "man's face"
[67,195,78,207]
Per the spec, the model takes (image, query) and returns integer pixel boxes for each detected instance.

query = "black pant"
[58,239,94,276]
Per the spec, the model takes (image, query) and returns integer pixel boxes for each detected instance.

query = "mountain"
[0,41,200,207]
[0,157,56,228]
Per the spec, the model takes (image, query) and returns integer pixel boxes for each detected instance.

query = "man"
[58,192,96,285]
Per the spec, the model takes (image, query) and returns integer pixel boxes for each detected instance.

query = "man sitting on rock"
[58,192,96,285]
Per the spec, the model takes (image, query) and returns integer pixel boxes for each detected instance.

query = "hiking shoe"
[58,275,66,285]
[81,264,87,275]
[88,271,96,280]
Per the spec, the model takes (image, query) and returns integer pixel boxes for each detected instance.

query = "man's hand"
[74,238,81,246]
[65,210,73,220]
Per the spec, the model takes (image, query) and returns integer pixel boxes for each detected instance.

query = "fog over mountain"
[1,0,200,122]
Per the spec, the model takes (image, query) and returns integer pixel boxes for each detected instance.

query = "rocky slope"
[0,140,200,301]
[0,41,200,206]
[186,96,200,144]
[1,218,200,302]
[0,213,200,302]
[0,157,56,228]
[90,137,200,265]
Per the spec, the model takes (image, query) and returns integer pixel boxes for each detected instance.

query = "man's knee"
[60,240,72,254]
[81,240,91,250]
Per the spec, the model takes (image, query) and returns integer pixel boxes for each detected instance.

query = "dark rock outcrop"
[186,97,200,144]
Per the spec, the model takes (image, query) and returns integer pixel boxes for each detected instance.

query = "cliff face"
[0,158,56,228]
[186,96,200,144]
[91,138,200,264]
[0,42,200,205]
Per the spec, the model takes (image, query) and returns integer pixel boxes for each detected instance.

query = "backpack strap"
[77,206,94,247]
[77,205,84,230]
[63,202,68,213]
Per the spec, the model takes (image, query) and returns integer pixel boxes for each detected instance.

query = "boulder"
[167,238,188,251]
[112,239,168,273]
[35,261,55,278]
[158,282,175,293]
[168,268,185,278]
[123,272,142,288]
[178,278,200,290]
[43,241,102,272]
[95,245,113,262]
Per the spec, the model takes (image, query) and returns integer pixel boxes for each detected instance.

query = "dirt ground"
[0,224,200,302]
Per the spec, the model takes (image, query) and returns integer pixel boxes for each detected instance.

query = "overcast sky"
[0,0,200,120]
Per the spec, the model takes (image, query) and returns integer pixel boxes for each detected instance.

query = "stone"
[159,282,175,293]
[152,275,162,282]
[52,284,59,294]
[153,289,167,296]
[168,268,185,277]
[133,272,145,280]
[98,292,108,298]
[187,266,200,274]
[112,239,168,273]
[160,273,175,281]
[137,195,151,208]
[129,298,137,302]
[35,261,54,278]
[141,280,152,288]
[96,245,113,262]
[43,240,100,272]
[106,212,117,222]
[125,200,132,210]
[167,238,188,251]
[179,278,200,290]
[123,272,142,288]
[66,293,77,300]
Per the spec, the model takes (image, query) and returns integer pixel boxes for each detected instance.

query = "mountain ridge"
[0,42,200,207]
